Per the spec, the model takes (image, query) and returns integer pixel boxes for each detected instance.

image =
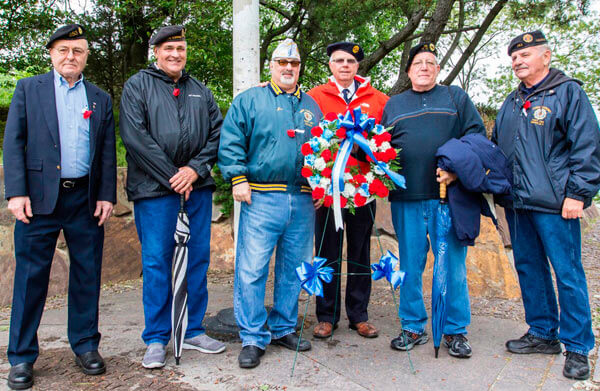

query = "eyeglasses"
[53,47,87,57]
[411,60,437,69]
[331,58,358,65]
[276,59,301,67]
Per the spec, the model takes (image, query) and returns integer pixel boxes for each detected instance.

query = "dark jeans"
[506,208,594,355]
[8,185,104,365]
[314,202,375,325]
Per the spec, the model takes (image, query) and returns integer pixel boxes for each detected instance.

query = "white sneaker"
[182,334,226,354]
[142,343,166,369]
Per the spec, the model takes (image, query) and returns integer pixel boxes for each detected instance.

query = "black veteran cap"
[46,24,85,49]
[150,25,186,46]
[508,30,548,56]
[327,41,364,62]
[405,42,437,72]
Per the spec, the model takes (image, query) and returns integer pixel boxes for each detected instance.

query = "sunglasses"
[276,59,301,67]
[331,58,358,65]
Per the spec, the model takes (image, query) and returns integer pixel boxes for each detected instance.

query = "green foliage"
[212,165,233,218]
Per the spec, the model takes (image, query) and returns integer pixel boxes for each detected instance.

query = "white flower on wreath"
[368,139,377,150]
[319,138,330,149]
[308,175,321,187]
[314,157,327,171]
[342,183,356,198]
[372,124,385,135]
[373,165,385,176]
[365,172,375,183]
[380,141,392,151]
[320,177,331,187]
[343,172,353,181]
[358,183,370,197]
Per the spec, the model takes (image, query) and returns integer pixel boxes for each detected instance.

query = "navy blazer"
[3,71,117,216]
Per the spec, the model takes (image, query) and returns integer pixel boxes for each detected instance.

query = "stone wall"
[5,166,597,306]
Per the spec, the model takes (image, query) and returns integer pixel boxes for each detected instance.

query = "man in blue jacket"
[218,39,322,369]
[493,30,600,381]
[3,24,116,390]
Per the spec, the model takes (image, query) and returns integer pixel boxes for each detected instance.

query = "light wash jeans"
[234,192,315,349]
[391,199,470,335]
[506,208,594,355]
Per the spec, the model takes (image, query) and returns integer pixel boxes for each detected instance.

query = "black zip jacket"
[493,68,600,213]
[120,65,223,201]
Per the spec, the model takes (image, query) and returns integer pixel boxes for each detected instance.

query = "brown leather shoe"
[313,322,337,338]
[350,322,379,338]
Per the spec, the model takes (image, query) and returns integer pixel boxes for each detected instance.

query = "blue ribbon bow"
[295,257,334,297]
[371,251,405,290]
[330,107,407,230]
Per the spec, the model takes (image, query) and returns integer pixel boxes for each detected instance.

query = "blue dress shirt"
[54,69,90,178]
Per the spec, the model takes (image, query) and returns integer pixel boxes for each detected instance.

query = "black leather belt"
[60,176,89,189]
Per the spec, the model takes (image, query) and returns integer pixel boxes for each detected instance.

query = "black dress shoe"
[563,351,590,380]
[75,350,106,375]
[271,332,311,351]
[238,345,265,369]
[505,333,561,354]
[7,362,33,390]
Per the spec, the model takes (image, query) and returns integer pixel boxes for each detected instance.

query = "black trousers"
[314,201,375,325]
[7,184,104,365]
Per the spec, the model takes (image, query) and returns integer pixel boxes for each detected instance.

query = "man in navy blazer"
[3,24,116,390]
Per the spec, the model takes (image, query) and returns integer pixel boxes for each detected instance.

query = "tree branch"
[358,8,426,75]
[442,0,507,85]
[439,0,465,69]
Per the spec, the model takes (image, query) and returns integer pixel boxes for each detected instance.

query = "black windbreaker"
[120,65,222,201]
[493,68,600,212]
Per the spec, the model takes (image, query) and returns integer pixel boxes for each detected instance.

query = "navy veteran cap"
[46,24,85,49]
[405,42,437,72]
[508,30,548,55]
[327,42,364,62]
[150,25,186,46]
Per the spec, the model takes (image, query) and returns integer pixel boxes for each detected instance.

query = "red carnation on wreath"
[312,187,325,200]
[354,193,367,207]
[301,166,313,177]
[311,126,323,137]
[321,149,332,162]
[321,167,332,178]
[323,195,334,207]
[336,127,347,139]
[301,143,313,156]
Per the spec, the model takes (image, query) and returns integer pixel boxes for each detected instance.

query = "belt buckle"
[62,180,75,189]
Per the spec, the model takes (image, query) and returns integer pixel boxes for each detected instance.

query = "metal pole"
[232,0,260,252]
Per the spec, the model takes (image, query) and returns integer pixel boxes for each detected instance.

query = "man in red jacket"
[308,42,389,339]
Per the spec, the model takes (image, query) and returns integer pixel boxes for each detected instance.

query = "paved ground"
[0,221,599,390]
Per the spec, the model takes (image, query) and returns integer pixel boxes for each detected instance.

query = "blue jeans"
[134,189,212,345]
[391,200,470,335]
[235,192,315,349]
[505,208,594,355]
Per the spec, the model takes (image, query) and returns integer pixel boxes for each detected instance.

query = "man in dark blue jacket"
[3,24,116,390]
[493,30,600,381]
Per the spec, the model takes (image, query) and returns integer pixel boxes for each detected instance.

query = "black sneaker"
[390,331,429,351]
[563,351,590,380]
[443,334,472,358]
[505,333,561,354]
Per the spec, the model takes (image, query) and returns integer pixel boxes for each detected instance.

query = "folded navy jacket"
[436,133,513,246]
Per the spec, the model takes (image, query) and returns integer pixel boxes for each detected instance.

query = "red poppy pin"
[287,129,296,138]
[173,88,180,97]
[82,107,92,119]
[522,100,531,116]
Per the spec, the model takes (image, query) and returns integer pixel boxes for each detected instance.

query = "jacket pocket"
[26,158,43,201]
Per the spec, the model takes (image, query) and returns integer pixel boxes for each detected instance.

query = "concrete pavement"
[0,280,598,391]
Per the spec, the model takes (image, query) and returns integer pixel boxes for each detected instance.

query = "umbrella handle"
[180,193,185,211]
[440,182,447,202]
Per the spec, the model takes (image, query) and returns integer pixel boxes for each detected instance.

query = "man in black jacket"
[120,25,224,369]
[4,24,116,390]
[493,30,600,381]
